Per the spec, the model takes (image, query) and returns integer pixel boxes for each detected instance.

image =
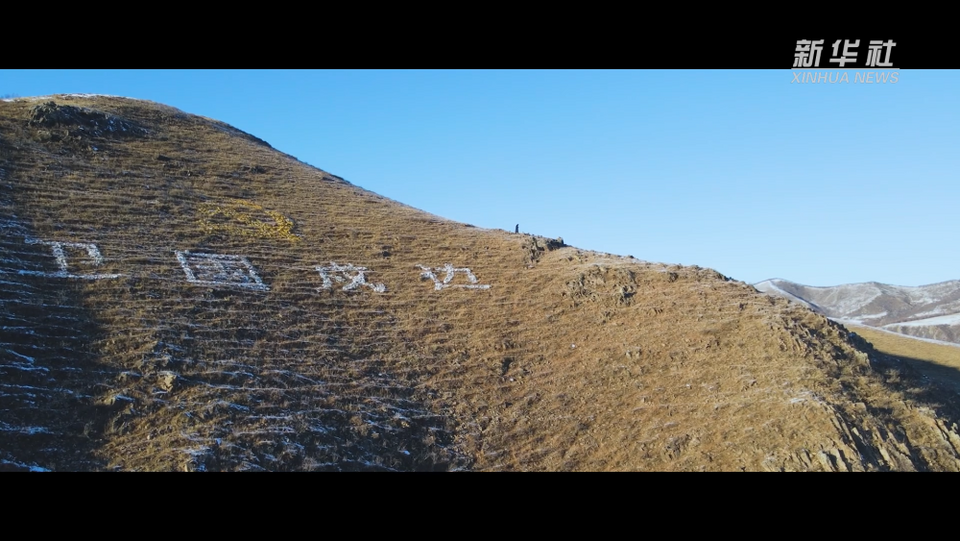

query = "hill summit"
[3,95,960,471]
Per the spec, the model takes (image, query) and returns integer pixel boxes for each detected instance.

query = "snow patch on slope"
[798,282,883,317]
[836,319,960,349]
[2,93,146,103]
[843,311,889,323]
[754,279,816,309]
[884,313,960,327]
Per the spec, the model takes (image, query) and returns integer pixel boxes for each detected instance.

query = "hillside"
[3,95,960,471]
[840,323,960,395]
[755,278,960,344]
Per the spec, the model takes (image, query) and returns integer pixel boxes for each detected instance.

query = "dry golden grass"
[842,323,960,392]
[3,95,960,471]
[844,324,960,368]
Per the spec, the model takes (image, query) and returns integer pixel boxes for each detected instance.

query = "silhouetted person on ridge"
[515,224,519,234]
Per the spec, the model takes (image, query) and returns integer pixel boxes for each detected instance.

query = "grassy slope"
[842,323,960,393]
[3,95,960,471]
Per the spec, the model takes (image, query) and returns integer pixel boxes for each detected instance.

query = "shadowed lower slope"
[3,95,960,471]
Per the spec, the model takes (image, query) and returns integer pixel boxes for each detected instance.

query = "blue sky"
[2,69,958,287]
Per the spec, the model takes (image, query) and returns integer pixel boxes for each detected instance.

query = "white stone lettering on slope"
[175,250,268,291]
[316,262,386,293]
[17,239,122,279]
[417,264,491,291]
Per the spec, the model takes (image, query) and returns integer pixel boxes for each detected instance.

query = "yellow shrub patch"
[197,199,301,242]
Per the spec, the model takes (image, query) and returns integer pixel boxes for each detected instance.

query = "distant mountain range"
[755,278,960,344]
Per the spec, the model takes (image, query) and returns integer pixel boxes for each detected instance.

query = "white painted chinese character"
[866,40,896,67]
[417,264,491,291]
[829,39,859,67]
[315,262,386,293]
[793,39,824,68]
[175,250,268,291]
[16,239,122,279]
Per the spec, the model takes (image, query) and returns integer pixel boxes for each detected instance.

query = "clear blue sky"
[2,69,958,287]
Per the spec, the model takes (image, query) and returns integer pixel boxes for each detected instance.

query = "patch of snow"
[1,93,143,103]
[850,311,888,322]
[0,459,51,472]
[0,383,61,392]
[754,279,816,309]
[913,307,949,319]
[0,361,49,373]
[0,422,52,435]
[3,348,35,363]
[813,285,882,316]
[884,312,960,327]
[0,327,37,335]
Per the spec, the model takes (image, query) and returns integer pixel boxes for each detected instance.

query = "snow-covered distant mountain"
[754,278,960,344]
